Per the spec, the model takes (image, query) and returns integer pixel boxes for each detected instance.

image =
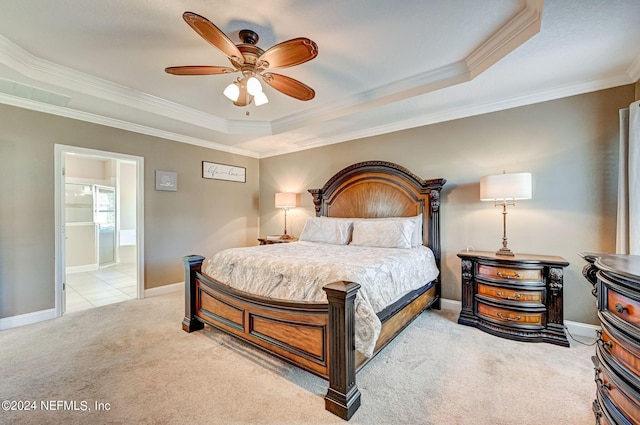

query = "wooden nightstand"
[457,250,570,347]
[258,237,298,245]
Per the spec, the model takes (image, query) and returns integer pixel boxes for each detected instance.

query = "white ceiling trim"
[272,1,543,136]
[0,91,259,158]
[627,52,640,82]
[0,34,256,135]
[467,0,543,78]
[261,73,633,159]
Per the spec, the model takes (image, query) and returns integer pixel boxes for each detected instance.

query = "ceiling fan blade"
[257,38,318,69]
[165,66,236,75]
[262,73,315,101]
[182,12,244,63]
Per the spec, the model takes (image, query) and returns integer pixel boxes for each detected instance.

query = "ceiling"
[0,0,638,158]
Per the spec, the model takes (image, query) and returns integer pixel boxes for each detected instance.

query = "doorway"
[54,145,144,317]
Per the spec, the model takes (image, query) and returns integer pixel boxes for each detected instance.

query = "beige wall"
[0,104,259,318]
[1,84,634,324]
[259,85,636,325]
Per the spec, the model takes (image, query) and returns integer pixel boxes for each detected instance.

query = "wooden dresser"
[458,250,569,346]
[582,253,640,425]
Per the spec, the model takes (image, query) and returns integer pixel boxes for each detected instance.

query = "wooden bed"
[182,160,445,420]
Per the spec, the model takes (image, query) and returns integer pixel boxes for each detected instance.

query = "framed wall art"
[155,170,177,191]
[202,161,246,183]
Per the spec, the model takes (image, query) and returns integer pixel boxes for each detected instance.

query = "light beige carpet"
[0,290,596,425]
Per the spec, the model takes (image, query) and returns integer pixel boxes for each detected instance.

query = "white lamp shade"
[480,172,532,201]
[223,83,240,101]
[275,192,297,208]
[254,91,269,106]
[246,76,263,96]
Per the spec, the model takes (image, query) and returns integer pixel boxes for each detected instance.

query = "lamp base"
[495,247,515,256]
[279,234,294,240]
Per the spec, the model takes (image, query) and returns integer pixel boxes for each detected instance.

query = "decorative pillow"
[350,219,415,249]
[320,214,423,247]
[299,217,353,245]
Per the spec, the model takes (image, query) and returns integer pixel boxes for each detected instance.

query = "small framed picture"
[202,161,246,183]
[155,170,177,191]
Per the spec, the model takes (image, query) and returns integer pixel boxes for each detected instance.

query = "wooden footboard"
[182,255,362,419]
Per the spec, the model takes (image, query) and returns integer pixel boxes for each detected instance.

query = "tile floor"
[65,262,138,314]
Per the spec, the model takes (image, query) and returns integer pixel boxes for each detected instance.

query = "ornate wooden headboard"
[308,161,446,265]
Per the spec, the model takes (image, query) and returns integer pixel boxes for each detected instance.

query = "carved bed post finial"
[308,189,323,217]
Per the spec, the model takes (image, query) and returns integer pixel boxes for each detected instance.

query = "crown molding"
[466,0,543,78]
[259,73,632,158]
[270,0,542,136]
[627,52,640,82]
[0,92,259,158]
[0,35,248,134]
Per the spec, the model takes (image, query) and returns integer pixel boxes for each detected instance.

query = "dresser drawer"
[597,353,640,425]
[599,320,640,385]
[476,301,545,329]
[606,287,640,330]
[477,264,542,283]
[477,283,544,305]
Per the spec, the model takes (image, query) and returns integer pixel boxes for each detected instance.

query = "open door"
[54,145,144,317]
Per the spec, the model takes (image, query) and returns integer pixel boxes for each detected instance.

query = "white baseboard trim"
[144,282,183,298]
[439,298,600,340]
[564,319,600,340]
[440,298,461,312]
[0,308,56,331]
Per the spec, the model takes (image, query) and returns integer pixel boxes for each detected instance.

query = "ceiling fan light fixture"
[246,76,263,96]
[254,91,269,106]
[223,82,240,101]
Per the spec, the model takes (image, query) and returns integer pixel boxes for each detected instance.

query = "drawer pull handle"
[497,312,521,322]
[497,271,521,279]
[595,380,611,391]
[496,291,521,301]
[598,340,612,351]
[614,303,628,314]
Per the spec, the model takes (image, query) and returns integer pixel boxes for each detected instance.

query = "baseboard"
[564,320,600,340]
[0,308,56,331]
[440,298,461,312]
[440,298,600,340]
[144,282,182,298]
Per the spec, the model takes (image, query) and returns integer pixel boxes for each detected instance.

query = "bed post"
[323,281,362,420]
[182,255,205,333]
[428,187,443,310]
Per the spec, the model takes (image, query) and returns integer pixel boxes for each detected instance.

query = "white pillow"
[350,219,415,249]
[320,214,423,247]
[299,217,353,245]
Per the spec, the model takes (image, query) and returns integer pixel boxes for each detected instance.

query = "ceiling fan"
[165,12,318,107]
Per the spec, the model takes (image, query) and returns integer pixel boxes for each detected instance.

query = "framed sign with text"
[202,161,246,183]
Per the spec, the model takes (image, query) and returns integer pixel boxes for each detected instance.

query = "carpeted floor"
[0,290,596,424]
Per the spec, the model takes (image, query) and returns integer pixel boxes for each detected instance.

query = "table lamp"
[275,192,297,239]
[480,171,532,256]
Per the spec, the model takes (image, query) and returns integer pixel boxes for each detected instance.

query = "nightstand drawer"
[477,264,542,283]
[606,287,640,331]
[476,301,545,329]
[477,283,544,305]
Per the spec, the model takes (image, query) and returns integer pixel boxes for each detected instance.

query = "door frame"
[54,144,145,317]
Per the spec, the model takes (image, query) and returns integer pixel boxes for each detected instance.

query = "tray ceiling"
[0,0,638,158]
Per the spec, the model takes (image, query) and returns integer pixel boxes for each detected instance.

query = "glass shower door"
[95,185,116,266]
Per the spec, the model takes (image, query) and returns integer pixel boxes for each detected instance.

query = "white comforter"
[204,241,439,357]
